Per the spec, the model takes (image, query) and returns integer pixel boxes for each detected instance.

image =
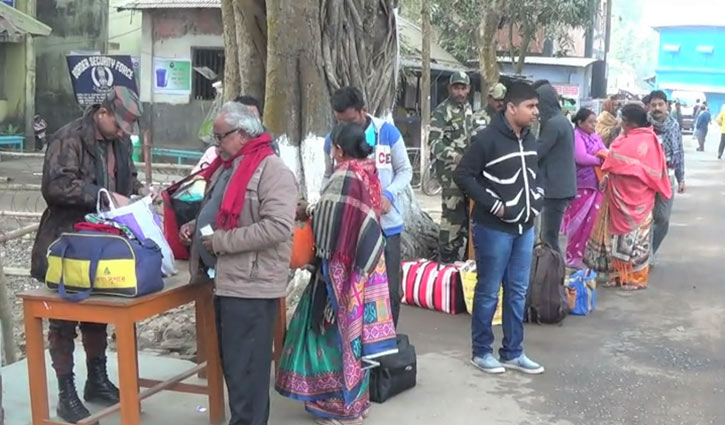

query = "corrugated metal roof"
[118,0,220,10]
[0,2,52,39]
[497,56,600,68]
[398,16,467,72]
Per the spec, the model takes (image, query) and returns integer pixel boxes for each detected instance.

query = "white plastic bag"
[97,189,177,276]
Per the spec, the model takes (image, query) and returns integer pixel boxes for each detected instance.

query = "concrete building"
[118,0,224,148]
[653,20,725,115]
[496,56,603,109]
[35,0,110,132]
[0,0,50,141]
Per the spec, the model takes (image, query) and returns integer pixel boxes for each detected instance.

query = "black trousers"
[540,198,571,255]
[214,296,277,425]
[719,134,725,158]
[385,234,402,327]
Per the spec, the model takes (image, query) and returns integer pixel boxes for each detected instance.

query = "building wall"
[138,9,223,147]
[655,26,725,119]
[1,0,30,127]
[35,0,110,132]
[498,62,592,99]
[108,0,142,56]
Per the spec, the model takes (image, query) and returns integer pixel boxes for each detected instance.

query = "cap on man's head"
[488,83,507,100]
[105,86,143,135]
[449,71,470,87]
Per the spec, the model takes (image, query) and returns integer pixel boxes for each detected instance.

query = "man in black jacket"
[535,83,576,254]
[455,82,545,376]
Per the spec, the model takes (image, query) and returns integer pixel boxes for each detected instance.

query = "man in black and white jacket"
[455,82,545,376]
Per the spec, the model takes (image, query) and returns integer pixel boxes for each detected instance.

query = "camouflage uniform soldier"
[473,82,507,131]
[429,71,475,263]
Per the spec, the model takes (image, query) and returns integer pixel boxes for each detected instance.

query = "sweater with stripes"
[454,112,544,235]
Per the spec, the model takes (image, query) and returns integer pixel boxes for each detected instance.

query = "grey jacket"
[189,154,297,299]
[536,84,577,200]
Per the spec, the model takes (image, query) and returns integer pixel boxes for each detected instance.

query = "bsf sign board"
[153,58,192,95]
[67,55,138,107]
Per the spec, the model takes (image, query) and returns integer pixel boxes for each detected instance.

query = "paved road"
[385,130,725,425]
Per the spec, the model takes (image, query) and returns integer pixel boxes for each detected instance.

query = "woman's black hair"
[330,123,373,159]
[620,104,650,128]
[571,107,595,126]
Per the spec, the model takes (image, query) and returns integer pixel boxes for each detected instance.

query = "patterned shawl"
[603,127,673,235]
[313,159,384,275]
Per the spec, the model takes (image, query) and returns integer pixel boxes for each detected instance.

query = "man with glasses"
[181,102,297,425]
[30,86,147,423]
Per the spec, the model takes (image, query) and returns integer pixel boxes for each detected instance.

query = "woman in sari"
[585,104,673,290]
[276,123,398,425]
[561,108,608,268]
[596,97,621,147]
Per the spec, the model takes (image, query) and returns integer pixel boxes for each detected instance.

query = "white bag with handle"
[97,189,177,276]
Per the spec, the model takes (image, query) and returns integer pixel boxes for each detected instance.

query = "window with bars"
[192,48,225,100]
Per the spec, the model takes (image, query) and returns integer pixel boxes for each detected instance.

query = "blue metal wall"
[655,25,725,114]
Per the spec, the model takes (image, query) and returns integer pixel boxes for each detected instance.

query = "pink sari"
[562,189,603,268]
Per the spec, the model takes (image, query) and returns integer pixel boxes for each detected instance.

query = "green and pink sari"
[275,159,397,422]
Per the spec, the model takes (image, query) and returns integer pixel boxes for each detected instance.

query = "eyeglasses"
[213,129,239,144]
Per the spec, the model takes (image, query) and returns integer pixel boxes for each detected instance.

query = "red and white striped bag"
[401,260,466,315]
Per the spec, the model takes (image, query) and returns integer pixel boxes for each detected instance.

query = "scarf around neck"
[201,133,274,230]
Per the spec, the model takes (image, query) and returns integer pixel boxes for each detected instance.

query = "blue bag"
[567,269,597,316]
[45,231,164,302]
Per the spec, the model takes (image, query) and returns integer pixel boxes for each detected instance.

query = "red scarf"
[201,133,274,230]
[602,127,672,235]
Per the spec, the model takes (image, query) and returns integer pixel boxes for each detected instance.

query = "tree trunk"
[231,0,436,259]
[321,0,398,117]
[508,21,516,66]
[221,0,267,101]
[515,23,534,75]
[420,0,431,179]
[221,0,241,100]
[479,0,504,92]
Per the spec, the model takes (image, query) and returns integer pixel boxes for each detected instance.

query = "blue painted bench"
[0,136,24,151]
[150,147,203,165]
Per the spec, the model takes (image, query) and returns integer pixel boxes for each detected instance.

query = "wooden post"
[0,224,39,243]
[0,256,18,365]
[143,130,152,188]
[420,0,431,179]
[24,0,38,149]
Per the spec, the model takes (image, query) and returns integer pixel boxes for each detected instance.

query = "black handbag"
[369,334,417,403]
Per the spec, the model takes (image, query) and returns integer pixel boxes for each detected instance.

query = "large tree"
[222,0,438,260]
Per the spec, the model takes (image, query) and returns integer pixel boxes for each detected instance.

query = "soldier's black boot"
[57,374,92,423]
[83,357,120,405]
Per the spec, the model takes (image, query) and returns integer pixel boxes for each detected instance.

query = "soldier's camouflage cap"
[449,71,471,87]
[488,83,507,100]
[106,86,143,135]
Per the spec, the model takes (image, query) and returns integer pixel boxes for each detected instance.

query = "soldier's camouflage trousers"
[49,319,108,376]
[438,174,468,263]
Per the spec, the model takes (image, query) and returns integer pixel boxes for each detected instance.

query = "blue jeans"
[471,223,535,360]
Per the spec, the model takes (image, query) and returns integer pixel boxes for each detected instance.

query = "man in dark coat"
[535,83,577,254]
[30,86,146,423]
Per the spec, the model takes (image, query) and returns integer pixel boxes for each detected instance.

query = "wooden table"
[19,277,225,425]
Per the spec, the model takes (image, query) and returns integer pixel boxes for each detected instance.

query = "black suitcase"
[370,334,417,403]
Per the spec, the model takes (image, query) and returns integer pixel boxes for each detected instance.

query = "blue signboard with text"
[66,55,138,107]
[1,0,15,7]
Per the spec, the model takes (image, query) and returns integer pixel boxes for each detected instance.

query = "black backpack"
[525,243,568,324]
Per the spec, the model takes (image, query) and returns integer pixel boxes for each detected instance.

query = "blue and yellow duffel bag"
[45,231,164,302]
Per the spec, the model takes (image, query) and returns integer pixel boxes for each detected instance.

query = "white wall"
[137,11,223,105]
